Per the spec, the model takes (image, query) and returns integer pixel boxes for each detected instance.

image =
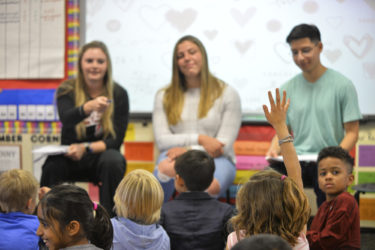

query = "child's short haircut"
[230,169,310,246]
[114,169,164,224]
[174,150,215,191]
[232,234,292,250]
[317,146,354,173]
[286,23,321,44]
[0,169,39,213]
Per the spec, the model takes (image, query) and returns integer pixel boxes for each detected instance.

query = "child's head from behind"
[114,169,164,225]
[0,169,38,214]
[232,234,292,250]
[231,170,310,246]
[174,150,215,192]
[37,184,113,250]
[317,146,354,201]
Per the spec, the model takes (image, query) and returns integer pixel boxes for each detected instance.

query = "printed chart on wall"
[0,0,65,79]
[85,0,375,117]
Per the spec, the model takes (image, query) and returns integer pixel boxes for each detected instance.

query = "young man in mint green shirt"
[266,24,362,207]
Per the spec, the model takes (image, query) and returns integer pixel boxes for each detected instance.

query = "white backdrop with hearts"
[84,0,375,118]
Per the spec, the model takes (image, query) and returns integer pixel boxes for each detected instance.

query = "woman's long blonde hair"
[163,35,225,125]
[230,170,310,246]
[58,41,115,139]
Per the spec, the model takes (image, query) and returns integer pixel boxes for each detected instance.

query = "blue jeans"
[154,151,236,203]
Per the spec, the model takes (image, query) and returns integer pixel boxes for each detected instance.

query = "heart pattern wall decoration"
[204,30,218,40]
[230,7,256,27]
[235,40,254,54]
[165,8,198,32]
[113,0,134,12]
[140,5,169,30]
[324,49,342,63]
[86,0,105,17]
[364,0,375,10]
[343,34,374,59]
[363,62,375,79]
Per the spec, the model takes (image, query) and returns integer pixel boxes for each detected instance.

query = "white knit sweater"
[152,84,241,162]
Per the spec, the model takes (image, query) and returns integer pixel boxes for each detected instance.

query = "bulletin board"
[354,125,375,227]
[0,0,80,123]
[0,0,80,173]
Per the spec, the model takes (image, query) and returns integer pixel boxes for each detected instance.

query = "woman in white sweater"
[152,35,242,202]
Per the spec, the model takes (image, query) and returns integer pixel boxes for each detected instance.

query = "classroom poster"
[0,0,65,79]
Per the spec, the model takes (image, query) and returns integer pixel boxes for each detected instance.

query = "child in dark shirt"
[160,150,233,250]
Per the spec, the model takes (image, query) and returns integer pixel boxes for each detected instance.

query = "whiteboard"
[84,0,375,117]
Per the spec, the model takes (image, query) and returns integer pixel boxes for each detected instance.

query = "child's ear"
[25,198,36,214]
[347,173,355,186]
[175,174,185,187]
[66,220,81,236]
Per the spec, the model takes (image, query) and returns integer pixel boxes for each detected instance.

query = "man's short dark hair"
[286,23,321,44]
[174,150,215,191]
[232,234,292,250]
[317,146,354,173]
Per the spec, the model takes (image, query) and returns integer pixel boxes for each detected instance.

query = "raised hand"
[263,88,303,190]
[263,88,289,135]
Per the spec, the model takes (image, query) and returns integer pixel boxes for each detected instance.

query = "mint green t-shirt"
[280,68,362,155]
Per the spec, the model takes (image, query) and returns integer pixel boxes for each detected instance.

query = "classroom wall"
[1,0,374,226]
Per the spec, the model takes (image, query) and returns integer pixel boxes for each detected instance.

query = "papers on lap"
[32,145,69,163]
[266,154,318,163]
[32,145,69,155]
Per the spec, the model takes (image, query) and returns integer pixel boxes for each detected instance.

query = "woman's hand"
[65,143,86,161]
[84,96,110,114]
[198,135,224,158]
[167,147,187,160]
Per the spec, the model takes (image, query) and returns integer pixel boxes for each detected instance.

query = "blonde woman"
[40,41,129,217]
[152,35,241,201]
[111,169,170,250]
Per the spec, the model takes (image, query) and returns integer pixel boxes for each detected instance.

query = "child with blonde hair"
[111,169,170,250]
[227,89,311,249]
[0,169,40,250]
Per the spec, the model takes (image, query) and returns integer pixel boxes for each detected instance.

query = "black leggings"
[40,149,126,217]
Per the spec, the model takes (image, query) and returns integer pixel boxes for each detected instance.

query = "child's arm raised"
[263,89,303,191]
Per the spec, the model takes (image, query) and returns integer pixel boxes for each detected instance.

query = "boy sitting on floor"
[0,169,40,250]
[160,150,233,250]
[307,146,360,249]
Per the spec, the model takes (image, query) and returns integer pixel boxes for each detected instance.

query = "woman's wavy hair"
[230,170,310,246]
[162,35,225,125]
[57,40,115,140]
